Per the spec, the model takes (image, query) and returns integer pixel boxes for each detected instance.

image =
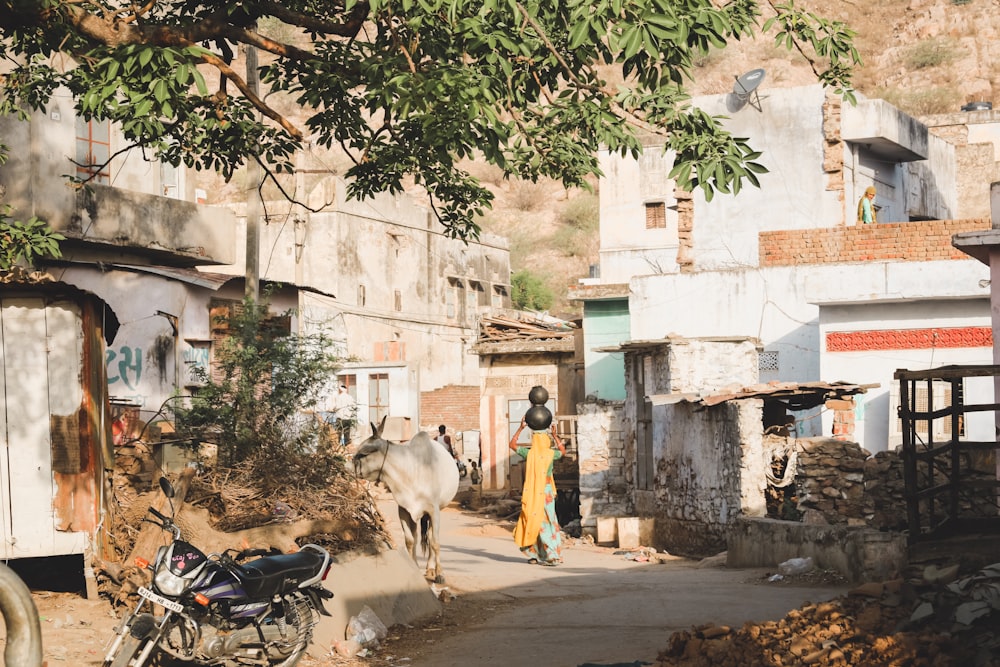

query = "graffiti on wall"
[106,346,142,390]
[183,343,210,386]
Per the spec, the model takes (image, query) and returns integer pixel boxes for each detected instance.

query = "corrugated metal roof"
[648,381,878,411]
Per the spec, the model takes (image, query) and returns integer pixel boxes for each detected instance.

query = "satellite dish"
[731,68,766,112]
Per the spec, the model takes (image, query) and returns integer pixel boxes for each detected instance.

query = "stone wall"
[795,437,869,526]
[862,450,908,532]
[650,401,763,557]
[576,400,628,530]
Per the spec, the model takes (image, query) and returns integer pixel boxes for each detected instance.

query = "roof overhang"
[595,335,760,354]
[952,229,1000,265]
[568,283,630,302]
[471,339,576,356]
[648,381,879,411]
[842,99,928,162]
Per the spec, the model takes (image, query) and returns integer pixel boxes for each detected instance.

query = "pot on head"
[524,404,553,431]
[528,385,549,405]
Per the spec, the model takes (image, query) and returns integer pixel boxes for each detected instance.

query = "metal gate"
[895,365,1000,542]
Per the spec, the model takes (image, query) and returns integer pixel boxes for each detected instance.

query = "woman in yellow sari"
[509,417,566,566]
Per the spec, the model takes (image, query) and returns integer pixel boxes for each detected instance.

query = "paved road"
[378,495,851,667]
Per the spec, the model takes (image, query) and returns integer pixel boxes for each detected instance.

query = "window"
[339,374,357,392]
[466,281,483,321]
[161,161,180,198]
[447,278,463,320]
[368,373,389,425]
[759,351,779,372]
[75,117,111,184]
[394,289,402,312]
[492,284,508,308]
[891,379,965,442]
[357,284,366,306]
[645,202,666,230]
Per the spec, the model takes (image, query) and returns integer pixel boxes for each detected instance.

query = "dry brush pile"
[99,443,391,607]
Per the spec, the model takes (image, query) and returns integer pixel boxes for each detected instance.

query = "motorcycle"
[103,476,334,667]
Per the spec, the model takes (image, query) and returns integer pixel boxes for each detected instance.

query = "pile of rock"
[655,562,1000,667]
[862,449,908,531]
[794,438,869,525]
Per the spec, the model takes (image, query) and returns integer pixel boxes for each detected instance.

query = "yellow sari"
[513,433,563,563]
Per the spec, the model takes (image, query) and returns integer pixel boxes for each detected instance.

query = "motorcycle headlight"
[153,565,190,597]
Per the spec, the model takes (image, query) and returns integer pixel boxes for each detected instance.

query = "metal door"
[0,298,88,558]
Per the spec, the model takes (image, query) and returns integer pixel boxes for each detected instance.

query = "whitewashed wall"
[818,299,993,453]
[629,260,991,444]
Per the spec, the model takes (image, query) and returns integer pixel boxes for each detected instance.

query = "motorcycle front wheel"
[107,634,144,667]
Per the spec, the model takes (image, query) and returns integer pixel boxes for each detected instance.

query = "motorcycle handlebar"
[148,507,170,523]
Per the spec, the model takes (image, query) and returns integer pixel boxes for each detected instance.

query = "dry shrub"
[877,85,962,117]
[507,180,548,211]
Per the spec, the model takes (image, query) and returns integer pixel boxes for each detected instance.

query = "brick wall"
[420,384,480,435]
[759,218,990,267]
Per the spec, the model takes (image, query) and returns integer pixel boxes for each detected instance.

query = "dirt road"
[11,499,849,667]
[313,498,851,667]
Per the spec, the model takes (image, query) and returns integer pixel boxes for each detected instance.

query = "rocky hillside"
[488,0,1000,318]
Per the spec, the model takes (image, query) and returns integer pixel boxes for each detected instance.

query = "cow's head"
[352,415,388,480]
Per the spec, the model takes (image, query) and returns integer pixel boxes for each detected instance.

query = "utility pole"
[244,42,261,302]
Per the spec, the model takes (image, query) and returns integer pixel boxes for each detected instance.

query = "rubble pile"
[794,439,868,524]
[655,563,1000,667]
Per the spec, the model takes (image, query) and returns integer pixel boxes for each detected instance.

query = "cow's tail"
[420,514,430,557]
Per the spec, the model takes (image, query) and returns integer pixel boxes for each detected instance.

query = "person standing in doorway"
[857,185,877,224]
[333,383,356,446]
[509,417,566,566]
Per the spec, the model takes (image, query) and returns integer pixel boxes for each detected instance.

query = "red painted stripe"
[826,327,993,351]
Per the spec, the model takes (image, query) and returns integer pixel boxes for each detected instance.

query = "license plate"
[138,586,184,614]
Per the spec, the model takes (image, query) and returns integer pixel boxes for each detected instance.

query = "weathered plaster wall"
[0,102,228,265]
[924,109,1000,219]
[575,400,627,529]
[213,181,511,397]
[817,299,993,453]
[727,518,907,583]
[645,400,763,557]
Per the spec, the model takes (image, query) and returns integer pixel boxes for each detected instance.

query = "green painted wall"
[583,298,630,401]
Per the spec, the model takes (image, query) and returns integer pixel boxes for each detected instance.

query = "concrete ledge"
[726,517,907,582]
[309,548,441,658]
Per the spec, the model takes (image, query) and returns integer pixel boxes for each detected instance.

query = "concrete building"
[0,95,236,570]
[206,179,511,443]
[0,89,511,564]
[569,84,997,549]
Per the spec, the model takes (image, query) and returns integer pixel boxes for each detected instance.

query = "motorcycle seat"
[236,550,325,599]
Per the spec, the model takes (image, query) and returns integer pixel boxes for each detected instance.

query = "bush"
[904,38,963,70]
[559,192,599,231]
[508,180,547,211]
[511,269,554,311]
[878,85,962,117]
[173,295,342,486]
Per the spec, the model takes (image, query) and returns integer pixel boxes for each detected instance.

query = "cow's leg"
[398,506,418,562]
[425,506,445,584]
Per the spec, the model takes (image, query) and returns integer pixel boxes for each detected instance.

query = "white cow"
[352,417,460,583]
